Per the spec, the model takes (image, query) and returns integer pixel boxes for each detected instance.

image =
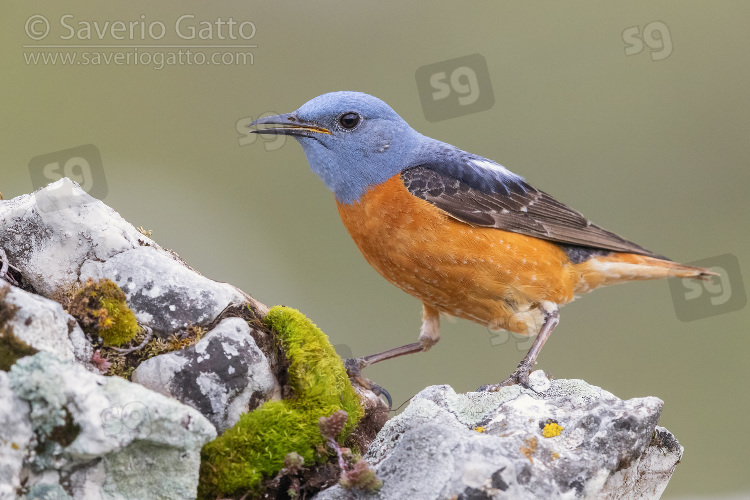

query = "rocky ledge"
[316,373,682,499]
[0,179,682,500]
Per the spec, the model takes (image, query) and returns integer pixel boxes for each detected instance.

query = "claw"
[368,382,393,408]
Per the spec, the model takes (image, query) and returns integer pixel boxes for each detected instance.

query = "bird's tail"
[574,252,716,294]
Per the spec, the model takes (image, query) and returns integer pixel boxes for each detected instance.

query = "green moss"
[0,286,38,371]
[0,331,39,372]
[98,295,139,346]
[198,306,364,499]
[0,331,38,372]
[66,278,139,347]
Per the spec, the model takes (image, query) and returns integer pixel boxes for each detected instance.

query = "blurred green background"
[2,2,748,497]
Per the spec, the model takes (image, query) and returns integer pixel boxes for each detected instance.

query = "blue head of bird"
[250,91,432,205]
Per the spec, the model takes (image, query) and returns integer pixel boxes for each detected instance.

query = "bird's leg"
[345,304,441,406]
[480,309,560,391]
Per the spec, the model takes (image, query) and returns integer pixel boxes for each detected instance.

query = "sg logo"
[488,327,535,352]
[101,401,152,439]
[236,112,286,151]
[669,254,746,322]
[416,53,495,122]
[623,21,673,61]
[28,144,108,210]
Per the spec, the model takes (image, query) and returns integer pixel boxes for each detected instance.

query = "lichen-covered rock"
[132,317,281,433]
[0,179,247,336]
[315,371,682,500]
[0,371,33,499]
[79,246,246,335]
[0,282,92,369]
[599,426,684,498]
[0,179,152,298]
[5,351,216,500]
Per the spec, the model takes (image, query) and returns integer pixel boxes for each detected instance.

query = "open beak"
[249,113,331,137]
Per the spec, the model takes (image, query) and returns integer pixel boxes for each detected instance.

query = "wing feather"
[401,162,664,259]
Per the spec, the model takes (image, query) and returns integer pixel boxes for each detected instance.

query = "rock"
[79,246,246,335]
[0,179,249,336]
[0,179,151,298]
[4,351,216,500]
[599,426,684,498]
[1,282,93,369]
[314,371,682,500]
[0,371,33,499]
[132,317,281,433]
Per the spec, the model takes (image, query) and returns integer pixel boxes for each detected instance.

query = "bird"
[249,91,714,391]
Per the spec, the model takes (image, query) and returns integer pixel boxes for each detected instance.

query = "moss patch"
[198,306,364,499]
[66,278,139,347]
[0,285,38,371]
[0,331,38,372]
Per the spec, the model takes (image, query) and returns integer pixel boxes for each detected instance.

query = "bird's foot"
[477,362,533,392]
[344,357,370,388]
[344,357,392,408]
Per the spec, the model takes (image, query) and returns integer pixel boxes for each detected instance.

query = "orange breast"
[336,175,580,331]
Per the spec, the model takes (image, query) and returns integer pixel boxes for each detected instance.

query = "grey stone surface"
[79,246,245,334]
[132,317,281,433]
[1,281,92,369]
[0,179,246,335]
[315,371,682,500]
[0,178,151,298]
[599,426,684,499]
[4,351,216,500]
[0,372,33,500]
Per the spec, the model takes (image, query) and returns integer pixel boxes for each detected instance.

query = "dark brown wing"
[401,164,665,259]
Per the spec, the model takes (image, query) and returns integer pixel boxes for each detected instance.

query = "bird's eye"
[338,112,360,129]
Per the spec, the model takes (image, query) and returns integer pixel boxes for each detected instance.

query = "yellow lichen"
[520,436,538,463]
[542,422,563,438]
[473,426,486,433]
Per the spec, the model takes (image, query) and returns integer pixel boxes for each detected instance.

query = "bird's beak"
[249,113,331,137]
